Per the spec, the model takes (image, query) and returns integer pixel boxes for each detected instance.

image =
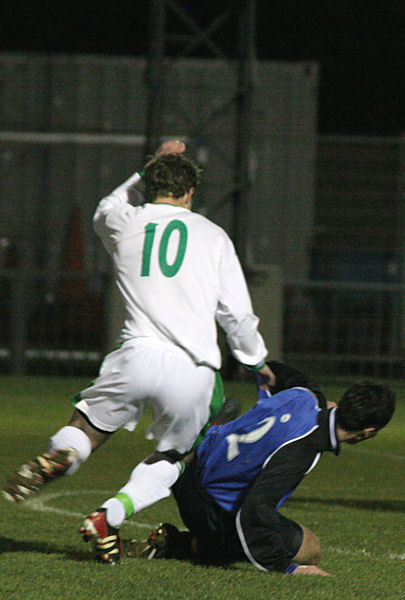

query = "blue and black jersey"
[197,386,332,513]
[173,363,340,573]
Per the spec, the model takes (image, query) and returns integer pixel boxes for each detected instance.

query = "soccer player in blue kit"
[131,361,395,576]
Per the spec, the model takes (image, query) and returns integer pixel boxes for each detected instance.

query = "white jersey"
[93,172,267,370]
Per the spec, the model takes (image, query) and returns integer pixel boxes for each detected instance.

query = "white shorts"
[75,338,219,454]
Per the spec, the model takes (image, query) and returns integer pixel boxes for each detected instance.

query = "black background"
[1,1,404,135]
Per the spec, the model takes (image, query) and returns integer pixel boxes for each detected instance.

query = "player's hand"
[257,363,276,390]
[155,139,186,156]
[293,565,332,576]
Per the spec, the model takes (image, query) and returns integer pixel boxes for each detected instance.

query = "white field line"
[24,490,405,561]
[24,490,154,530]
[327,547,405,561]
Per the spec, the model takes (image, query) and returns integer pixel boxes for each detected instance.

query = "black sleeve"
[236,440,316,572]
[267,361,327,409]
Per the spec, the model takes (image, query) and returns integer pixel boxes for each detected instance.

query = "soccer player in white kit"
[3,140,273,564]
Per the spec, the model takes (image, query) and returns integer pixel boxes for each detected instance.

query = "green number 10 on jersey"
[141,220,188,277]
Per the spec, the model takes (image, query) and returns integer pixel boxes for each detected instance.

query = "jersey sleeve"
[235,441,313,572]
[266,361,327,409]
[93,171,142,251]
[215,234,268,367]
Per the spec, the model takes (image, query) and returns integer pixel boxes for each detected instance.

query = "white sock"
[101,498,126,528]
[107,460,182,528]
[49,426,92,475]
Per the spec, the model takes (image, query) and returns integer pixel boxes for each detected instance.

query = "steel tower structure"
[144,0,257,266]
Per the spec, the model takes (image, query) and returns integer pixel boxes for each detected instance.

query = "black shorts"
[173,456,244,563]
[173,457,303,568]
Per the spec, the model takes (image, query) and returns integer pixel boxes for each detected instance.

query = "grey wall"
[0,52,318,279]
[0,51,318,372]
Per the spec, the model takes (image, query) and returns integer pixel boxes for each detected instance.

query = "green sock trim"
[177,461,185,476]
[192,371,225,449]
[115,492,135,519]
[70,392,82,406]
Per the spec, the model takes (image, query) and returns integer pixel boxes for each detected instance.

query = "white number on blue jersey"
[226,416,276,461]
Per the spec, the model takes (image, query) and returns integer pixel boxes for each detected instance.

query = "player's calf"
[292,525,321,566]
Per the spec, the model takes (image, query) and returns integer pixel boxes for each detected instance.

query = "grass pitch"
[0,375,404,600]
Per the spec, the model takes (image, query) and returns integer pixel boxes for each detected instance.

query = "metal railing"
[283,280,404,378]
[0,269,107,375]
[2,267,404,377]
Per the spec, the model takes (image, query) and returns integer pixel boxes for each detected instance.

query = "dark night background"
[1,1,404,135]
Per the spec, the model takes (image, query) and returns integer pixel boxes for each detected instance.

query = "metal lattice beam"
[144,0,257,266]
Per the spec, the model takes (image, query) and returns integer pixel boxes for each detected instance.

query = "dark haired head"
[336,382,395,432]
[143,153,201,202]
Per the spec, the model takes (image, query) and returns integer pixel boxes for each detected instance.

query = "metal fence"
[2,131,404,377]
[1,53,404,378]
[283,280,404,378]
[0,267,108,375]
[2,269,404,378]
[287,134,405,378]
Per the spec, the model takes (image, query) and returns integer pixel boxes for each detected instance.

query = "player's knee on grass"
[292,525,321,565]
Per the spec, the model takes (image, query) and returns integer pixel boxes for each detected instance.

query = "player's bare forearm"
[257,363,276,389]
